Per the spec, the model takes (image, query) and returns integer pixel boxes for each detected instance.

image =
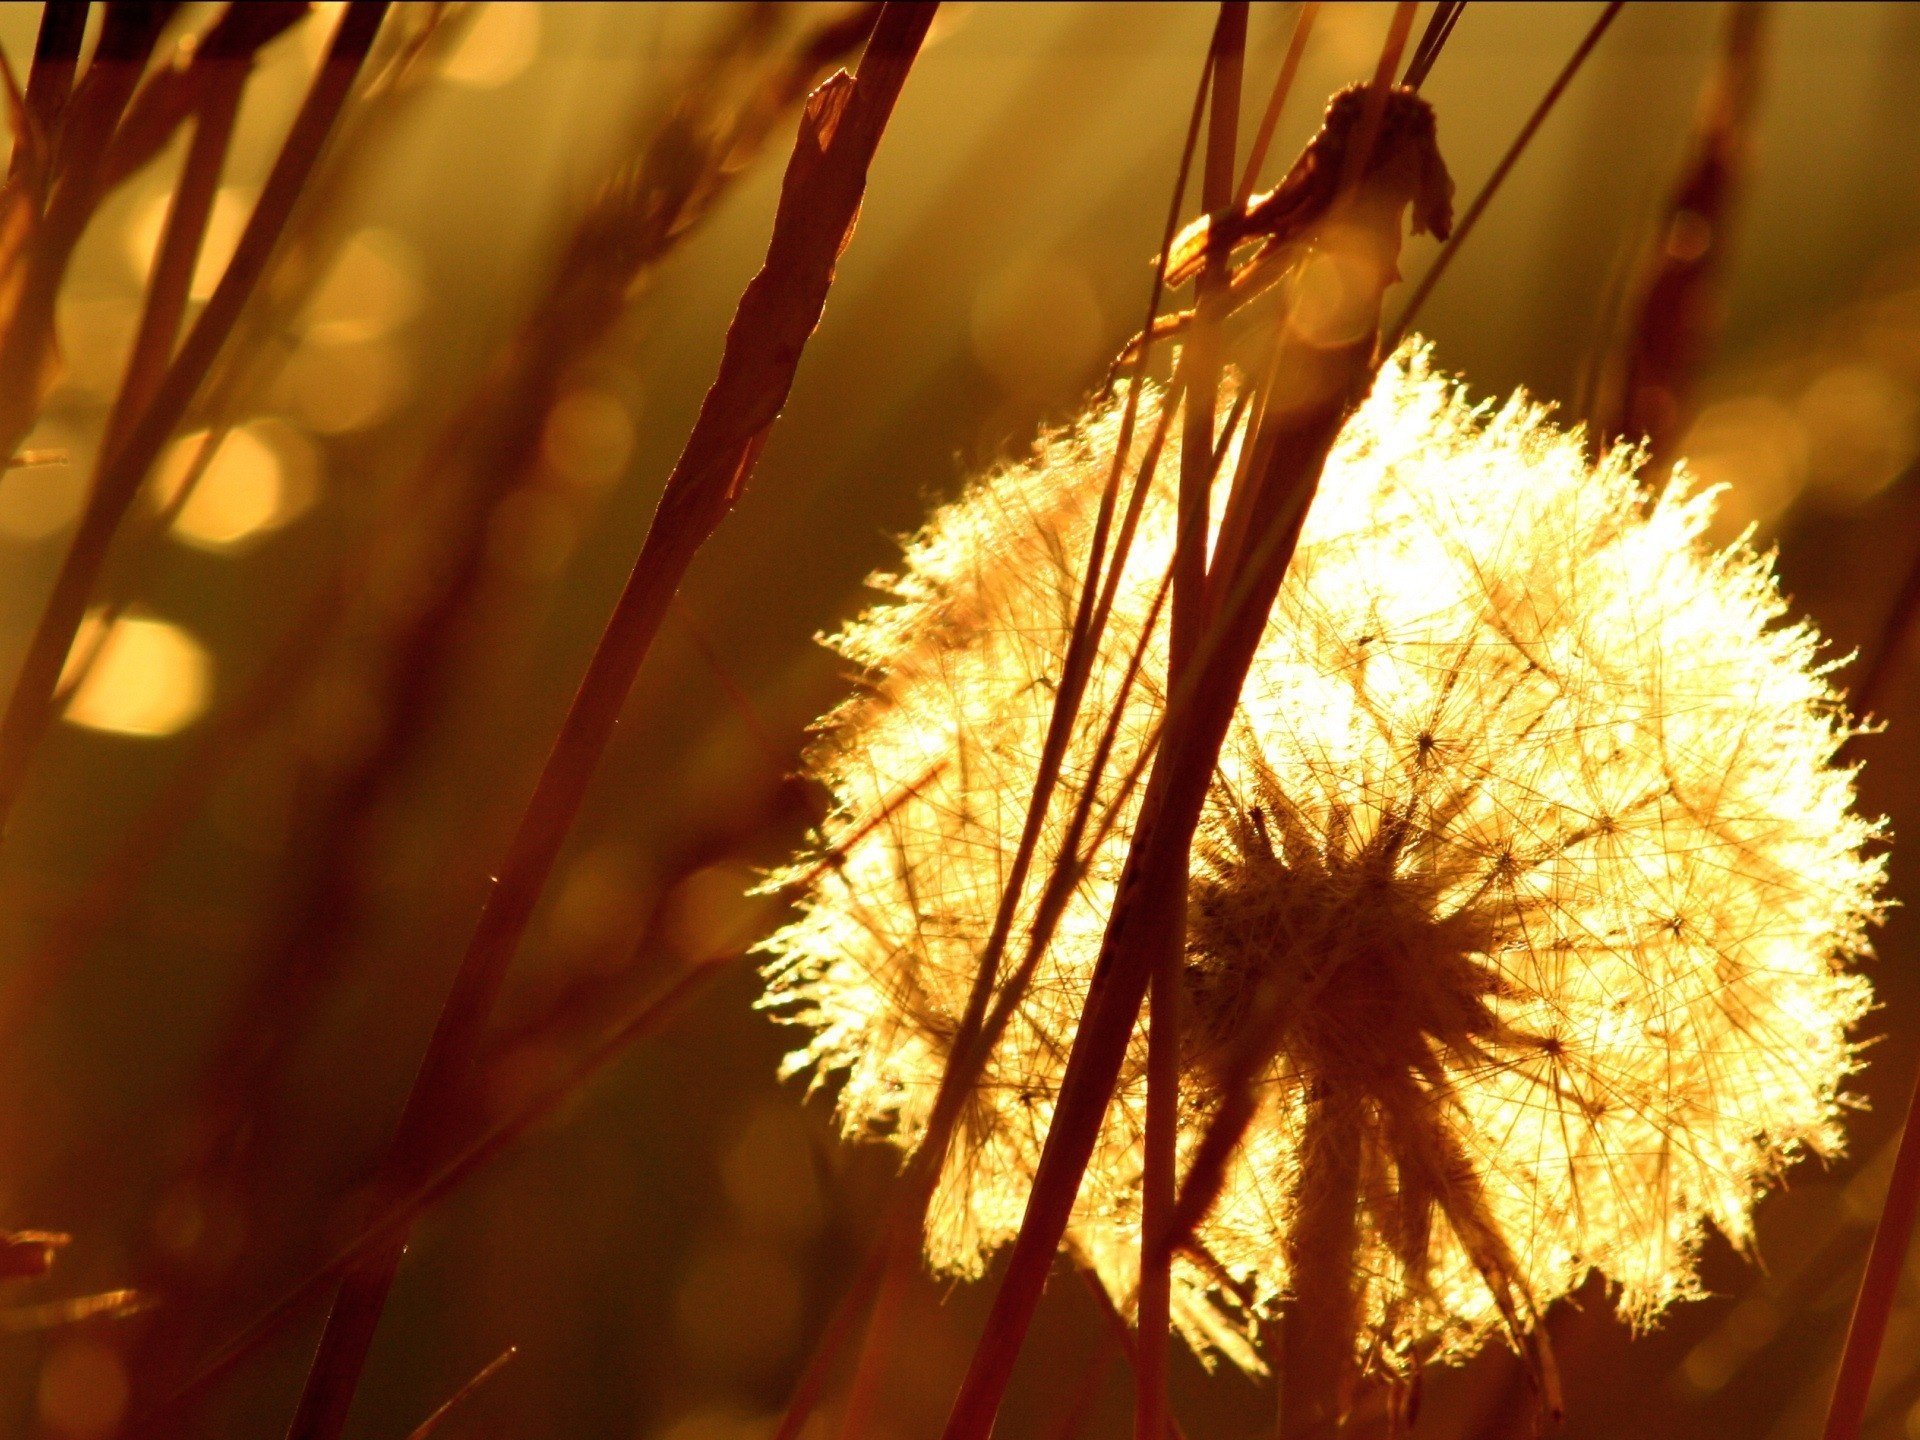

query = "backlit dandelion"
[759,346,1884,1385]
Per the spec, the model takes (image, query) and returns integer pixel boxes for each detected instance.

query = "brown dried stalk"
[0,1,390,838]
[771,37,1222,1440]
[1592,1,1767,466]
[280,12,934,1438]
[107,17,888,1414]
[1388,0,1624,350]
[937,10,1449,1436]
[139,11,882,1322]
[404,1346,517,1440]
[0,8,464,1057]
[0,1,177,465]
[1141,8,1245,1440]
[1823,1068,1920,1437]
[126,951,731,1439]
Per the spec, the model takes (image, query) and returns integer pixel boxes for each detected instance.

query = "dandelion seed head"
[759,345,1884,1378]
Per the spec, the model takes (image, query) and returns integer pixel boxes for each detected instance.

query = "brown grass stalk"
[127,950,733,1439]
[769,36,1221,1440]
[0,1,390,838]
[0,1,177,466]
[0,9,464,1058]
[140,8,880,1299]
[102,18,889,1414]
[1388,0,1624,350]
[147,763,943,1433]
[13,2,87,176]
[1822,1061,1920,1439]
[278,12,935,1437]
[938,14,1428,1438]
[403,1346,517,1440]
[1140,8,1246,1440]
[1236,2,1318,206]
[1592,0,1766,466]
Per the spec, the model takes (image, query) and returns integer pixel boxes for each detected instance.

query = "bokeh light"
[61,613,213,737]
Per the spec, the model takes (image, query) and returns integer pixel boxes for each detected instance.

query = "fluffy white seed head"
[759,346,1883,1377]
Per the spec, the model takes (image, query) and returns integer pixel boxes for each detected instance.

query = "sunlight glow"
[62,614,213,738]
[760,346,1884,1381]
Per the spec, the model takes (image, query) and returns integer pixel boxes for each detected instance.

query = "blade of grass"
[135,744,947,1437]
[1141,8,1245,1440]
[1387,0,1623,350]
[1235,2,1318,205]
[279,13,935,1438]
[772,30,1219,1440]
[1823,1060,1920,1440]
[15,0,88,170]
[0,0,390,838]
[1593,0,1765,467]
[940,13,1424,1437]
[405,1347,517,1440]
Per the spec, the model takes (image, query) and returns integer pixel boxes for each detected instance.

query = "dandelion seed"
[759,346,1884,1384]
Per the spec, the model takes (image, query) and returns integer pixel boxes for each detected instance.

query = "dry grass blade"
[1823,1064,1920,1440]
[127,953,732,1439]
[15,1,87,167]
[769,30,1218,1440]
[404,1346,518,1440]
[1236,2,1318,205]
[1593,1,1766,465]
[0,1,391,839]
[279,12,935,1438]
[137,14,882,1345]
[1388,0,1623,349]
[1141,9,1246,1439]
[937,12,1435,1438]
[0,3,173,465]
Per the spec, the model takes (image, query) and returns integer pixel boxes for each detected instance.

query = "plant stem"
[1279,1087,1363,1440]
[1388,0,1624,350]
[1823,1055,1920,1440]
[1140,9,1245,1440]
[279,13,934,1437]
[0,1,389,838]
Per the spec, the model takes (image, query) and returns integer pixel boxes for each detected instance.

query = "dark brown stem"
[1822,1057,1920,1440]
[124,954,732,1438]
[404,1347,517,1440]
[1236,2,1318,206]
[775,33,1216,1440]
[0,1,389,838]
[16,1,88,172]
[1388,0,1623,350]
[279,14,933,1438]
[1591,0,1766,466]
[1279,1087,1363,1440]
[1141,10,1245,1440]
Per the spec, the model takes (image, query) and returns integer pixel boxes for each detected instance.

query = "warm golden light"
[762,347,1884,1379]
[303,228,425,346]
[125,186,253,302]
[152,421,319,550]
[444,1,541,89]
[62,613,213,738]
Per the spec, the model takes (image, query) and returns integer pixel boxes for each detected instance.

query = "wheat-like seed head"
[758,345,1884,1377]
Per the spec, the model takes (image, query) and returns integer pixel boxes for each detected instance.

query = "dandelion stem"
[1280,1087,1364,1440]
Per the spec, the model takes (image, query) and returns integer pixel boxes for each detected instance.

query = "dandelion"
[759,346,1884,1388]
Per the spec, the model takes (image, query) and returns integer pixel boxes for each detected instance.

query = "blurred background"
[0,3,1917,1438]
